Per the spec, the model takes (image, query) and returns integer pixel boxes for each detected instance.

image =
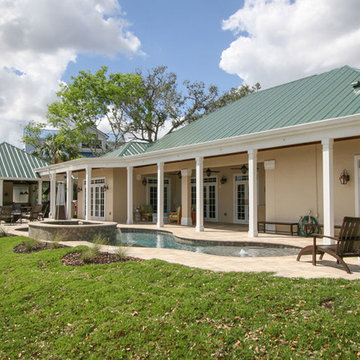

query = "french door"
[191,177,218,221]
[234,175,249,224]
[147,178,170,213]
[83,178,105,220]
[203,177,217,221]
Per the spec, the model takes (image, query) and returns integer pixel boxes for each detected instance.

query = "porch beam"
[37,180,43,205]
[181,169,192,225]
[322,138,334,241]
[248,149,258,238]
[127,166,133,224]
[85,166,92,221]
[195,156,204,232]
[66,170,72,220]
[49,172,56,219]
[157,162,164,228]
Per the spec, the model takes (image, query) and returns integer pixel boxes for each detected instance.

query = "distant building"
[25,126,112,158]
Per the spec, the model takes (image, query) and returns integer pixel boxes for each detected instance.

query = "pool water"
[115,230,300,257]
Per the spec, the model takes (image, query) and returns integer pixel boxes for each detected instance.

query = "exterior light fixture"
[103,185,109,191]
[339,169,350,185]
[142,178,147,186]
[77,186,82,193]
[206,168,211,177]
[241,164,248,174]
[177,171,182,179]
[220,176,227,184]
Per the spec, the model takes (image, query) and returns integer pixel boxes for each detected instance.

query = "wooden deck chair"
[169,207,181,224]
[297,216,360,273]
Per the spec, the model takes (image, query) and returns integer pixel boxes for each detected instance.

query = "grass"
[0,236,359,359]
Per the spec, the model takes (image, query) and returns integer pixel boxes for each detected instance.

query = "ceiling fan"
[204,168,220,177]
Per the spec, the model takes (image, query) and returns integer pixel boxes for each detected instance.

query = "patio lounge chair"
[169,206,181,224]
[140,205,153,222]
[296,216,360,273]
[22,204,43,222]
[0,205,14,224]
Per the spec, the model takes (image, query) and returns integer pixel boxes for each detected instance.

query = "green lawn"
[0,236,359,359]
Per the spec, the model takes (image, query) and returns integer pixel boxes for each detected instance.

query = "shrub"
[92,233,109,246]
[24,238,42,252]
[81,245,100,263]
[115,245,128,260]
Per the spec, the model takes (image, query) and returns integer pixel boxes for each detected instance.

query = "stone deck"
[3,221,360,280]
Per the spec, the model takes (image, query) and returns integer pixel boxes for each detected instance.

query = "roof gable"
[147,65,360,152]
[0,142,49,179]
[102,141,150,158]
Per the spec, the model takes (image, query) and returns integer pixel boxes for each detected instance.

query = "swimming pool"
[115,229,300,257]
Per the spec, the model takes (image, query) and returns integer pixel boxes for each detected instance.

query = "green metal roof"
[0,142,49,179]
[102,141,150,158]
[147,65,360,152]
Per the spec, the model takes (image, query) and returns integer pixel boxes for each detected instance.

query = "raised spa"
[29,220,118,242]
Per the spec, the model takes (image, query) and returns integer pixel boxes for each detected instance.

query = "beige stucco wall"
[259,139,360,225]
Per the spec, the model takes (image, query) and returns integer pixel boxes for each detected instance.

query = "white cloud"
[220,0,360,88]
[0,0,141,147]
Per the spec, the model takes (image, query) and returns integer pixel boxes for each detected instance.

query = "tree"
[23,121,79,163]
[23,65,261,160]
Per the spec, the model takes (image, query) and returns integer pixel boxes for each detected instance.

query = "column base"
[195,225,204,232]
[248,230,258,238]
[181,217,192,226]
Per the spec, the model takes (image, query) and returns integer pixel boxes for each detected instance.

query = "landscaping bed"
[62,251,142,266]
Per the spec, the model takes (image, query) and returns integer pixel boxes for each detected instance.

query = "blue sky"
[1,0,359,146]
[63,0,245,93]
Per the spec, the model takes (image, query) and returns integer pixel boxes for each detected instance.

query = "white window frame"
[203,176,218,222]
[233,174,249,224]
[146,177,171,214]
[83,177,106,220]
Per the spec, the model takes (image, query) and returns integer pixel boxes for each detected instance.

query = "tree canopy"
[23,65,260,163]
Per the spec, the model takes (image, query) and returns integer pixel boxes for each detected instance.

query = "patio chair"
[296,216,360,274]
[140,205,153,222]
[169,206,182,224]
[0,205,14,224]
[22,204,43,222]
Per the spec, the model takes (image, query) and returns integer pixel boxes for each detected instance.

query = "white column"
[66,170,72,220]
[248,149,258,238]
[0,179,3,206]
[50,172,56,219]
[181,169,192,225]
[127,166,133,224]
[157,162,164,228]
[37,180,42,205]
[85,167,92,221]
[195,156,204,232]
[322,138,334,242]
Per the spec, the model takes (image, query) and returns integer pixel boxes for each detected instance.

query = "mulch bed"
[61,251,142,267]
[13,242,68,254]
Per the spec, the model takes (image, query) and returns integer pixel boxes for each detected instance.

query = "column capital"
[247,148,258,159]
[321,138,334,149]
[181,169,192,177]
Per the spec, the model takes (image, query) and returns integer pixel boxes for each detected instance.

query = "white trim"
[248,149,258,238]
[0,179,3,206]
[233,175,249,224]
[322,139,334,241]
[157,162,164,228]
[146,177,171,214]
[35,114,360,175]
[354,155,360,217]
[66,171,72,220]
[203,176,218,222]
[195,156,204,232]
[84,176,106,221]
[127,166,133,224]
